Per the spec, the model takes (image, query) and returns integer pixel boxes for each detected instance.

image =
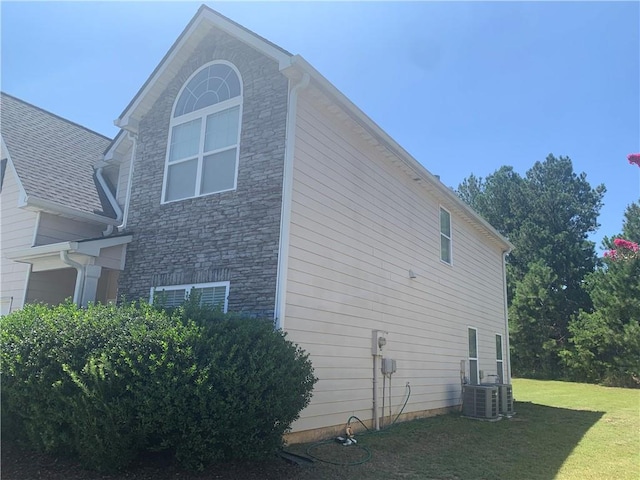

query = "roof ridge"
[199,4,292,57]
[1,91,112,142]
[116,4,292,123]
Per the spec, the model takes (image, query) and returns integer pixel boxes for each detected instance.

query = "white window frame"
[439,206,453,265]
[468,326,479,385]
[496,333,504,384]
[150,281,230,312]
[161,60,243,204]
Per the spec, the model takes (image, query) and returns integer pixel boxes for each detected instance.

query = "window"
[162,62,242,203]
[496,334,504,384]
[440,207,452,264]
[468,327,479,384]
[150,281,229,311]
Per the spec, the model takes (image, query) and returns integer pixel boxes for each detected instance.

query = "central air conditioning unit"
[462,385,499,420]
[479,383,515,416]
[496,384,514,415]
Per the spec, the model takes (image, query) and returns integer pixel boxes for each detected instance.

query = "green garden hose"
[304,383,411,466]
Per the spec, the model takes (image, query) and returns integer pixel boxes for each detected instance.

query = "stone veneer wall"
[118,28,289,318]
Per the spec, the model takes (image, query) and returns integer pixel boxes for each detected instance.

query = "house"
[1,5,513,441]
[0,93,131,314]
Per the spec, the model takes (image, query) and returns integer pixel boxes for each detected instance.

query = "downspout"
[95,168,123,237]
[97,131,137,235]
[60,250,85,306]
[120,132,138,231]
[502,250,512,383]
[273,72,310,330]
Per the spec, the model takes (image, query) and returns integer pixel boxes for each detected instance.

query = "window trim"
[468,326,479,385]
[161,60,243,204]
[439,206,453,265]
[149,281,230,312]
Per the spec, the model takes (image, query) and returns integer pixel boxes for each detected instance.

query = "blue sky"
[2,2,638,250]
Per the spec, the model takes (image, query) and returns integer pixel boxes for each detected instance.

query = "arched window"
[162,62,242,203]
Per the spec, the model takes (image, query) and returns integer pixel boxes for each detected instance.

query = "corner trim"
[274,73,310,330]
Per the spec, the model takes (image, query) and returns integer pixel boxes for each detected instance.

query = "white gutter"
[60,250,84,305]
[7,235,133,262]
[273,72,310,330]
[286,55,512,252]
[120,132,138,231]
[95,167,123,236]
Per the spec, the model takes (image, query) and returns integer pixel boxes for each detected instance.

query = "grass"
[3,379,638,479]
[511,378,639,480]
[286,378,639,480]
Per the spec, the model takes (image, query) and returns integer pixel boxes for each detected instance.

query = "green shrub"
[1,301,316,471]
[1,302,199,470]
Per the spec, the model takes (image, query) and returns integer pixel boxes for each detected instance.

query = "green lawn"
[3,379,638,479]
[510,378,639,480]
[287,378,639,480]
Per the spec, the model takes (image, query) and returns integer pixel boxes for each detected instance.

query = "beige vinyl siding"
[25,268,77,305]
[35,213,103,245]
[0,165,36,313]
[285,94,507,432]
[96,270,120,304]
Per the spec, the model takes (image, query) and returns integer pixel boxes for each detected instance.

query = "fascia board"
[7,235,132,264]
[6,241,75,262]
[199,8,292,68]
[102,130,130,163]
[116,6,291,130]
[289,55,513,252]
[75,235,133,256]
[23,196,120,226]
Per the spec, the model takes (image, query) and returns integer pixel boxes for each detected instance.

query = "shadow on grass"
[290,401,605,480]
[1,403,604,480]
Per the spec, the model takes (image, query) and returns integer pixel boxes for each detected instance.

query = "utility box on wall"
[372,330,388,356]
[381,358,397,374]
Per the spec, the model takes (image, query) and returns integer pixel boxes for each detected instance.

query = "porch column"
[80,264,103,307]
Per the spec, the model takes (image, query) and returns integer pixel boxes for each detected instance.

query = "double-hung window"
[163,62,242,203]
[150,281,229,311]
[468,327,479,384]
[496,334,504,383]
[440,206,452,264]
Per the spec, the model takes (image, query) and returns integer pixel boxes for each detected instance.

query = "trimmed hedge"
[0,301,316,471]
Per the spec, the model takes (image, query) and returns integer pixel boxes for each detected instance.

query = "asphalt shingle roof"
[1,92,113,217]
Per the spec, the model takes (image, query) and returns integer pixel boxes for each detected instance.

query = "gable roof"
[112,5,512,252]
[1,92,117,222]
[115,4,292,133]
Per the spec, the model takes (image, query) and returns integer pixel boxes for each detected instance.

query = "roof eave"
[7,235,133,270]
[287,55,513,252]
[23,196,120,226]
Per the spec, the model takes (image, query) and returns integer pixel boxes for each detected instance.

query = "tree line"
[457,154,639,387]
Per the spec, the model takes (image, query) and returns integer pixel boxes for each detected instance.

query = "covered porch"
[6,235,132,307]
